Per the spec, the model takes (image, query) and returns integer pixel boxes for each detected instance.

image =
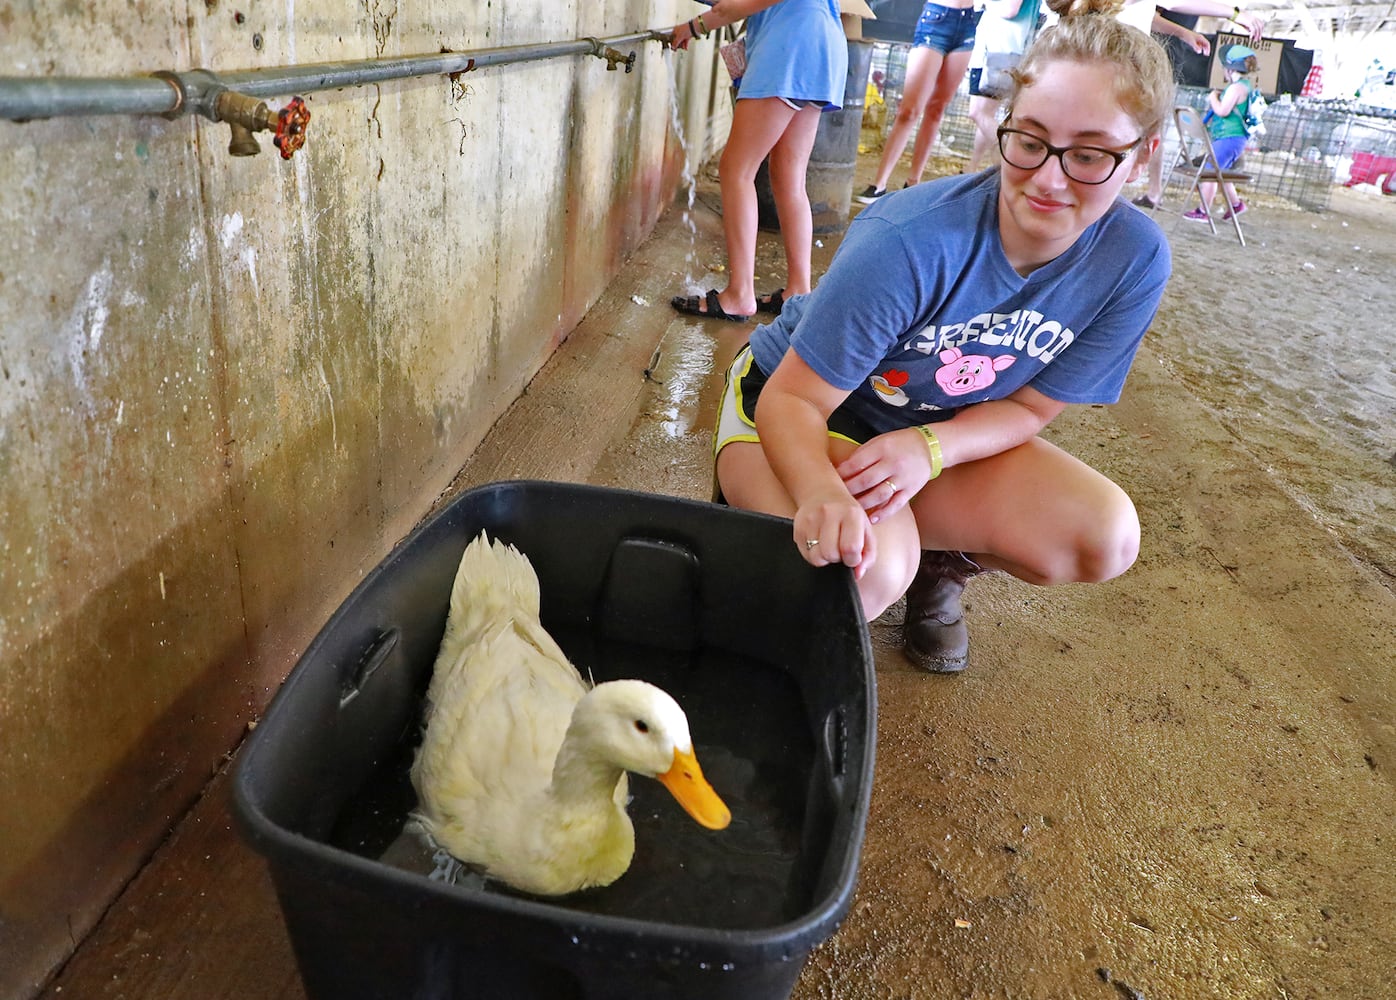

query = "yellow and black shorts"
[713,345,876,460]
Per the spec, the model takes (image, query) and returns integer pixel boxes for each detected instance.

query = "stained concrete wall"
[0,1,729,994]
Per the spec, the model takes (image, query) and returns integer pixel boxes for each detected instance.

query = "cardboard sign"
[1210,32,1283,96]
[840,0,877,18]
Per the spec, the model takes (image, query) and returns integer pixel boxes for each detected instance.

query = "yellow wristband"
[696,13,709,34]
[914,425,943,480]
[1232,5,1243,17]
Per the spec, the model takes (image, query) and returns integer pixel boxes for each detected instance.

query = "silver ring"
[805,538,820,550]
[886,479,898,493]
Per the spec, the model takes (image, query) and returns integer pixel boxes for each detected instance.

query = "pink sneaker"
[1182,207,1210,222]
[1223,200,1248,218]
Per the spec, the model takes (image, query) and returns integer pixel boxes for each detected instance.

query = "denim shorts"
[912,3,982,55]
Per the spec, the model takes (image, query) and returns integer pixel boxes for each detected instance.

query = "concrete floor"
[39,153,1396,1000]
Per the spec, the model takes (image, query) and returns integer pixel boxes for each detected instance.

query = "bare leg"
[869,46,944,192]
[1197,179,1218,212]
[766,106,823,297]
[906,49,972,184]
[717,439,921,620]
[907,436,1140,586]
[1146,89,1178,203]
[1144,140,1165,203]
[966,94,1001,171]
[712,97,801,317]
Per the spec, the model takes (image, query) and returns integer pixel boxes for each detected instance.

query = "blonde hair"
[1011,0,1176,137]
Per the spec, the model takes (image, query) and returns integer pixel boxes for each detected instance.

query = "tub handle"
[340,627,399,708]
[822,706,848,780]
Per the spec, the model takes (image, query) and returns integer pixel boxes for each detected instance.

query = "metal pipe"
[0,30,667,123]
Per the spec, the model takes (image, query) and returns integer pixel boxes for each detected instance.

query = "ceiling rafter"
[1244,1,1396,35]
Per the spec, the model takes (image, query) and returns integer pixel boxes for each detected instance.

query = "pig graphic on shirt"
[869,348,1016,410]
[935,347,1015,396]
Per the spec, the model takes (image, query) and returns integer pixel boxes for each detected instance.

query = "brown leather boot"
[903,550,984,673]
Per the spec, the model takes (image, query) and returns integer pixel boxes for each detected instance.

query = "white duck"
[410,530,731,897]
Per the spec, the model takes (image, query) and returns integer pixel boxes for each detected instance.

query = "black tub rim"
[231,479,877,965]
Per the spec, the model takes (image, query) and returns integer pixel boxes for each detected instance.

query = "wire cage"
[859,54,1396,212]
[866,43,979,170]
[1166,87,1396,212]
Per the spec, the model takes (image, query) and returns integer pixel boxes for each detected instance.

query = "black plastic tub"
[232,480,875,1000]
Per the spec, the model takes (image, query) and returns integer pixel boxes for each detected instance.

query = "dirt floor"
[39,147,1396,1000]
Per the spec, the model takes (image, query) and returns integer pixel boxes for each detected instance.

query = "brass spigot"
[227,122,261,156]
[603,47,636,73]
[212,90,310,158]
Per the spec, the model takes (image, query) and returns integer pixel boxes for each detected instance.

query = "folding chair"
[1168,105,1252,246]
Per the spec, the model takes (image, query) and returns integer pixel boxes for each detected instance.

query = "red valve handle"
[272,96,310,159]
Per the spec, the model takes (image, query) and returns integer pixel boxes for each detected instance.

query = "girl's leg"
[713,98,800,317]
[718,430,1136,626]
[869,46,943,192]
[908,436,1140,585]
[717,439,921,620]
[766,106,823,298]
[1140,106,1175,205]
[966,94,1001,171]
[1197,179,1218,211]
[906,49,972,184]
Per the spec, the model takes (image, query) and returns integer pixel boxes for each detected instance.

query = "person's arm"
[1208,79,1248,115]
[1151,13,1211,54]
[835,386,1067,522]
[754,350,879,575]
[670,0,780,51]
[1153,0,1267,42]
[754,351,1069,574]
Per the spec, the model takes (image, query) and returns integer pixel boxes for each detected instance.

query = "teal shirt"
[1209,80,1255,140]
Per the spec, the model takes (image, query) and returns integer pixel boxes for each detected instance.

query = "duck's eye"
[633,719,650,734]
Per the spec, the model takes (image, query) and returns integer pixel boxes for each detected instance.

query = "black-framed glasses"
[996,126,1143,185]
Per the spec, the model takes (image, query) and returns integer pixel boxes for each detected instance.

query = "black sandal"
[755,289,786,315]
[670,289,751,322]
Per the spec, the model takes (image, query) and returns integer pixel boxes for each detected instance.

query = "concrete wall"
[0,2,729,994]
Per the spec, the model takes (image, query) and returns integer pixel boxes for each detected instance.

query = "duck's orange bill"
[658,747,732,830]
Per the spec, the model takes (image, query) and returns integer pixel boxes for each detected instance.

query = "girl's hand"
[793,489,876,578]
[1185,30,1210,55]
[669,21,696,50]
[835,427,937,524]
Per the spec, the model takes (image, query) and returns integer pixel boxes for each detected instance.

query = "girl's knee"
[718,151,759,186]
[1022,490,1138,585]
[1076,495,1140,583]
[894,102,925,128]
[857,543,920,621]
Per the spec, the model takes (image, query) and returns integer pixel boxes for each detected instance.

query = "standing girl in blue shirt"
[669,0,848,321]
[713,0,1176,672]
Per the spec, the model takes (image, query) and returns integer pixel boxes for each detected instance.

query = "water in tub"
[330,635,818,931]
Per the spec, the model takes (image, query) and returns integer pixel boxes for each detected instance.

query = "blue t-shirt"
[740,0,847,107]
[749,171,1171,434]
